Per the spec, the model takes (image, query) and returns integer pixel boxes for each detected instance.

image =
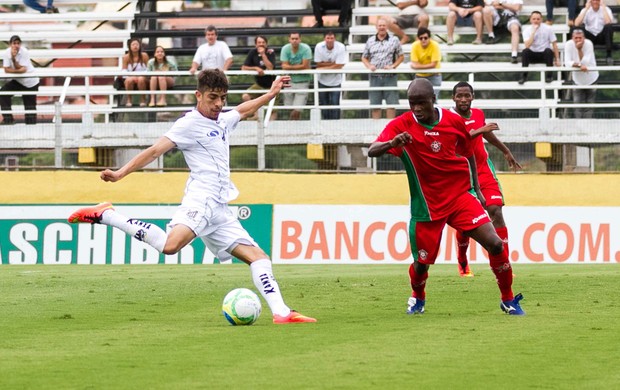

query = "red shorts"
[410,192,491,264]
[479,172,504,207]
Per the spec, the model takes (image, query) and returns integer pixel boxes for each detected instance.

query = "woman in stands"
[122,38,149,107]
[147,46,178,107]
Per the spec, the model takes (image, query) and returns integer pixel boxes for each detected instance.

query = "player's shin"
[100,209,167,252]
[408,263,428,300]
[489,252,514,302]
[250,259,291,317]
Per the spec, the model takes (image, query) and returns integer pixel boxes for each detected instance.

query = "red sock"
[455,230,469,263]
[489,250,513,302]
[408,263,428,300]
[495,226,509,260]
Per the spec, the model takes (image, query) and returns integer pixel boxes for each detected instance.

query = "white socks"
[250,259,291,317]
[100,209,167,252]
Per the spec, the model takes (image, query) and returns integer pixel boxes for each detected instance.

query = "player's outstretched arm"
[482,131,522,172]
[100,136,175,182]
[469,122,499,138]
[235,75,290,120]
[367,132,412,157]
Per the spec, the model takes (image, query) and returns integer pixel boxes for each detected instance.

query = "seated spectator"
[409,27,442,99]
[447,0,485,45]
[386,0,430,44]
[1,35,40,125]
[311,0,352,27]
[241,36,277,120]
[519,11,560,84]
[574,0,614,65]
[147,46,178,107]
[189,25,233,74]
[23,0,58,13]
[0,35,39,125]
[281,32,312,120]
[546,0,577,26]
[122,38,149,107]
[564,28,598,118]
[483,0,522,63]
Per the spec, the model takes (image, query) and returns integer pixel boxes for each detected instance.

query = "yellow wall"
[0,171,618,206]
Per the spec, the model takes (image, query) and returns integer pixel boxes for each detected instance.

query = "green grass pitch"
[1,264,618,389]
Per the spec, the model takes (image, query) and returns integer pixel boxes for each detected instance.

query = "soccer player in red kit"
[368,78,524,315]
[450,81,522,277]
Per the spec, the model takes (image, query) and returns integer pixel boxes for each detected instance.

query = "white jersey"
[2,47,39,88]
[164,109,241,204]
[192,41,233,70]
[313,40,348,86]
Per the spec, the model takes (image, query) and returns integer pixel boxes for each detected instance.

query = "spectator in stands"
[409,27,442,99]
[241,36,276,120]
[546,0,577,26]
[281,32,313,120]
[311,0,352,27]
[446,0,485,45]
[519,11,560,84]
[565,28,599,118]
[1,35,40,125]
[482,0,522,63]
[23,0,58,13]
[147,46,178,107]
[574,0,614,65]
[314,31,348,120]
[189,25,233,74]
[386,0,430,44]
[361,18,404,119]
[122,38,149,107]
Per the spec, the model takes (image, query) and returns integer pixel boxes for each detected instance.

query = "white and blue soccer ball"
[222,288,262,326]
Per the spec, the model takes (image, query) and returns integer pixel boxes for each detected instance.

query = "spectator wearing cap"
[1,35,40,125]
[23,0,58,13]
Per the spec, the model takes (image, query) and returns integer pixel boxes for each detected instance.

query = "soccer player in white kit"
[69,69,316,324]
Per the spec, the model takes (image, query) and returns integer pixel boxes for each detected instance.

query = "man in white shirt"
[386,0,430,44]
[314,31,348,120]
[565,28,599,118]
[68,69,316,325]
[574,0,614,65]
[1,35,40,125]
[519,11,560,84]
[189,25,233,74]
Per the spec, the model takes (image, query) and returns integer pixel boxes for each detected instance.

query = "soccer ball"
[222,288,262,326]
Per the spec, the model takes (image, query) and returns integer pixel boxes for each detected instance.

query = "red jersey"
[375,108,474,221]
[450,107,501,191]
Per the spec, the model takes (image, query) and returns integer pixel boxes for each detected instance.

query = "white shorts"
[282,81,309,109]
[169,198,257,261]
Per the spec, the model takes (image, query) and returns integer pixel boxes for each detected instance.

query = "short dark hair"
[530,11,542,18]
[452,81,474,95]
[417,27,431,38]
[197,69,229,93]
[206,25,218,34]
[255,35,268,44]
[9,35,21,43]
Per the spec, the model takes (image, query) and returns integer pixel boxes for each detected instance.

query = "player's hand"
[390,132,413,147]
[504,152,522,172]
[100,169,121,182]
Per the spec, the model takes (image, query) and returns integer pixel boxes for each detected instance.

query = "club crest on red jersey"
[430,140,441,153]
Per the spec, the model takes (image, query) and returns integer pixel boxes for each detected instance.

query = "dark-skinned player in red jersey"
[368,78,524,315]
[450,81,522,277]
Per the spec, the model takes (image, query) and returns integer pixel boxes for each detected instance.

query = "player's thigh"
[447,192,491,232]
[165,224,197,253]
[410,219,446,264]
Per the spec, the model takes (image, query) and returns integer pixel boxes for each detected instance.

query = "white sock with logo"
[250,259,291,317]
[100,209,167,252]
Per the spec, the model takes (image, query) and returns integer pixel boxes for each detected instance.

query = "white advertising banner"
[272,205,619,264]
